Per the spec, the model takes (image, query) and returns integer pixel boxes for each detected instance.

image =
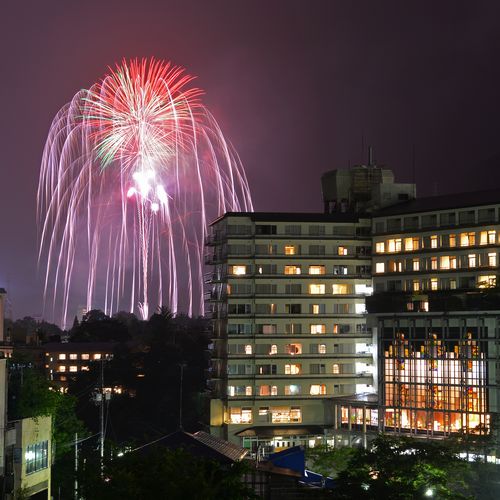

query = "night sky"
[2,1,500,321]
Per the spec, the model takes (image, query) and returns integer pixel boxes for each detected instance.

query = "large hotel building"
[207,161,500,454]
[207,211,374,448]
[369,190,500,440]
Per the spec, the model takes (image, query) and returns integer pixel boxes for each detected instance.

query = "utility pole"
[99,358,104,474]
[179,363,186,430]
[74,432,78,500]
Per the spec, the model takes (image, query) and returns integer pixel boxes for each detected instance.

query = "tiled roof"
[192,431,248,462]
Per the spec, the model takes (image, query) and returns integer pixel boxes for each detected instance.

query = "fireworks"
[38,58,252,326]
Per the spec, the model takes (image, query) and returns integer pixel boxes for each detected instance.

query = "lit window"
[430,235,438,248]
[332,284,349,295]
[310,384,326,396]
[69,366,78,373]
[25,441,49,475]
[284,265,301,275]
[312,304,320,315]
[460,232,475,247]
[310,324,326,335]
[271,406,301,423]
[355,303,366,314]
[81,366,89,371]
[308,265,325,275]
[285,364,301,375]
[375,242,385,253]
[285,385,301,395]
[286,343,302,355]
[404,238,414,251]
[468,254,477,268]
[244,345,252,355]
[431,257,438,270]
[229,407,252,424]
[269,345,278,355]
[449,234,456,247]
[259,385,271,396]
[375,262,385,273]
[230,265,247,275]
[93,354,102,360]
[440,256,450,270]
[271,385,278,396]
[412,259,420,271]
[308,284,325,294]
[450,279,457,289]
[285,245,296,255]
[245,386,252,396]
[58,366,66,372]
[332,363,340,374]
[430,278,438,291]
[488,252,497,266]
[58,354,66,361]
[69,354,77,360]
[413,280,420,292]
[478,275,496,288]
[317,344,326,354]
[81,354,90,360]
[338,246,348,256]
[479,231,495,245]
[388,260,402,273]
[387,239,402,252]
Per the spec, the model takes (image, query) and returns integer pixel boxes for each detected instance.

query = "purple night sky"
[2,1,500,321]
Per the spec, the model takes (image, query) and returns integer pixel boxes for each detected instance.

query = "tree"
[307,444,357,478]
[329,434,473,499]
[8,363,87,459]
[70,309,131,342]
[78,447,257,500]
[68,311,210,443]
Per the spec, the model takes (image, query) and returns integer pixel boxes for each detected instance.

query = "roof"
[331,392,379,406]
[235,425,327,438]
[191,431,249,462]
[211,211,368,225]
[42,342,117,352]
[141,430,248,464]
[373,187,500,217]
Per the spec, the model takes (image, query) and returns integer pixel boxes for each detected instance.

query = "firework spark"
[38,58,252,326]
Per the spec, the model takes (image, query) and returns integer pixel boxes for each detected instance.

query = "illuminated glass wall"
[380,318,489,435]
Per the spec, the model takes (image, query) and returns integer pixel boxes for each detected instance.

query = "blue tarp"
[267,446,335,490]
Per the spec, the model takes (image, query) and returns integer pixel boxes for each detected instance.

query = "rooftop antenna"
[361,131,365,164]
[368,146,374,166]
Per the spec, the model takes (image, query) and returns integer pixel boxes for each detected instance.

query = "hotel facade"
[207,212,376,448]
[207,163,500,453]
[368,189,500,441]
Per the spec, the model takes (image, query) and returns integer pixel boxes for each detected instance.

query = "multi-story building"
[206,160,418,450]
[368,189,500,442]
[44,342,116,387]
[207,211,376,448]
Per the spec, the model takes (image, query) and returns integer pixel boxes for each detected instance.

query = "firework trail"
[38,58,252,326]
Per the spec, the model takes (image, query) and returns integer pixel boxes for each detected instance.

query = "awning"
[235,425,327,437]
